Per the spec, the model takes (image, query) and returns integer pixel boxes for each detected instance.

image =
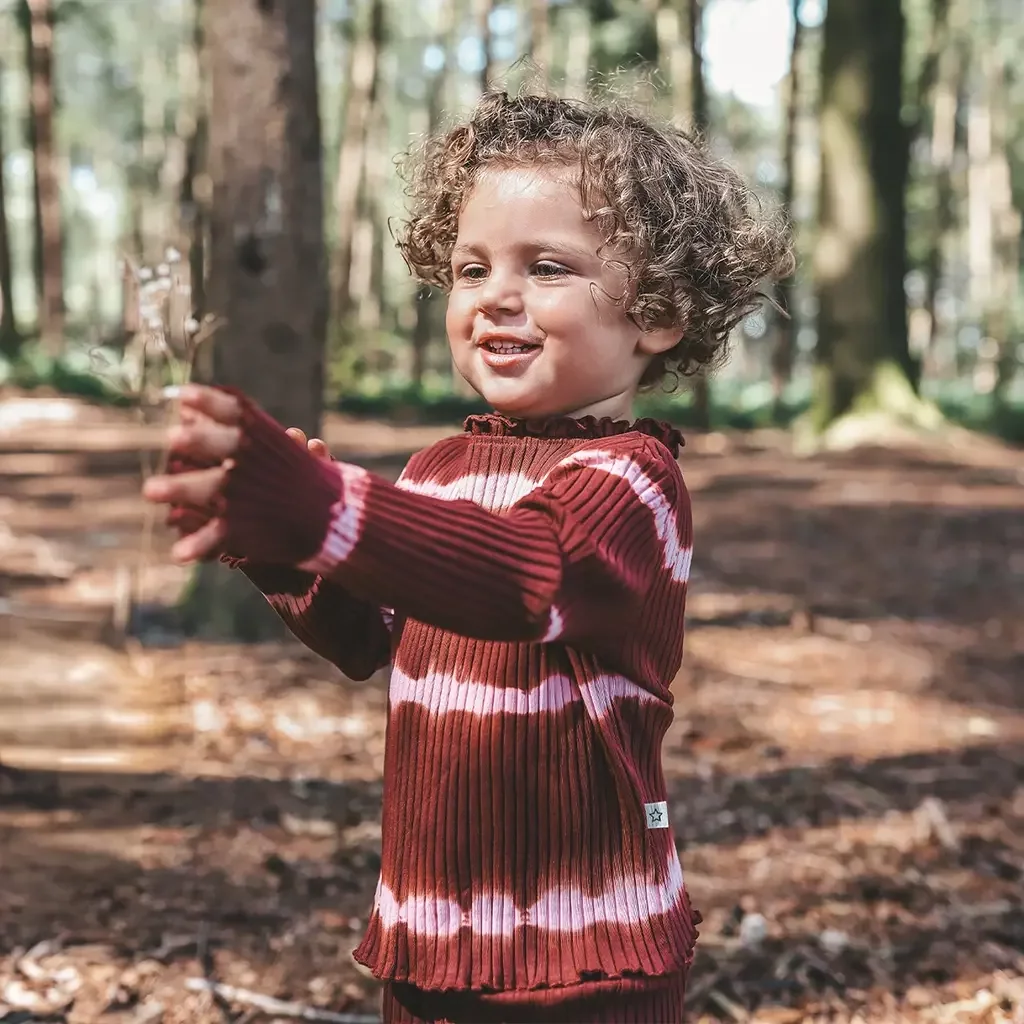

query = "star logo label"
[644,800,669,829]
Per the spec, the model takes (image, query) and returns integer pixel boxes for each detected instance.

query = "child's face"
[445,165,677,420]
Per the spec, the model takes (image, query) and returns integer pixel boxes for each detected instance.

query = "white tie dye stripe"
[559,450,692,582]
[397,451,691,583]
[373,849,685,937]
[298,462,370,574]
[396,470,544,512]
[388,665,658,719]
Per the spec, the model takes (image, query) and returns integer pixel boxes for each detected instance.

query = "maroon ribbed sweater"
[177,396,700,992]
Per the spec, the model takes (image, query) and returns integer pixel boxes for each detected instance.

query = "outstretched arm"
[163,419,391,680]
[145,386,690,665]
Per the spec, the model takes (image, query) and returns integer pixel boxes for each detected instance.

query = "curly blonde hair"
[397,90,794,386]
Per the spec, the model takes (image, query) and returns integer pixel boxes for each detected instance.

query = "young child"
[145,91,790,1023]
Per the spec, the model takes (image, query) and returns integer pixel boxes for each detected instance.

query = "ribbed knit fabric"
[169,392,700,993]
[382,969,687,1023]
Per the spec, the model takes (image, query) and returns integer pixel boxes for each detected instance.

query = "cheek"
[445,292,471,337]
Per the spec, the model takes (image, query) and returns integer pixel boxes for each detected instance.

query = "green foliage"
[0,339,131,405]
[335,384,488,424]
[929,379,1024,446]
[589,3,659,77]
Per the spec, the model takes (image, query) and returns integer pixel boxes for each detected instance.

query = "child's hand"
[144,385,244,562]
[145,386,339,564]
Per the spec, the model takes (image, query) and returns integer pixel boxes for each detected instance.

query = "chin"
[474,383,536,417]
[482,390,559,419]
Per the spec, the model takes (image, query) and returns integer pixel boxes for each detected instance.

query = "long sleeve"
[217,394,690,664]
[165,453,390,681]
[235,563,391,681]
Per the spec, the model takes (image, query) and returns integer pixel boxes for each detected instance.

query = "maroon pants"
[381,971,687,1023]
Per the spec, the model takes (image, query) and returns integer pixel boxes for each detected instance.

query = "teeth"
[486,340,534,353]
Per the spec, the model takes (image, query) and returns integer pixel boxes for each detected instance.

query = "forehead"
[457,164,590,234]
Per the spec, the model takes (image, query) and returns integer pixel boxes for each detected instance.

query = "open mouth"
[479,337,541,354]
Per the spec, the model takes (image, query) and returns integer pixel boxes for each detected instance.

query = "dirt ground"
[0,393,1022,1024]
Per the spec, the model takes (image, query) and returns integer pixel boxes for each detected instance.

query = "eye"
[456,263,488,280]
[533,260,570,278]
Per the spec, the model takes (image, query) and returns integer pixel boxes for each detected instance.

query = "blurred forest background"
[0,0,1022,439]
[1,2,1023,1023]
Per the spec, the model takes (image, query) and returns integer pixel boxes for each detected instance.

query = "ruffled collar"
[463,413,684,457]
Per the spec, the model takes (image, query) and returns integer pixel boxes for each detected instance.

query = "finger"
[171,517,227,564]
[307,438,331,460]
[179,384,243,425]
[144,464,228,507]
[286,427,308,446]
[168,419,241,463]
[166,505,211,536]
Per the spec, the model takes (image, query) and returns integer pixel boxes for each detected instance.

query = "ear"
[637,326,680,357]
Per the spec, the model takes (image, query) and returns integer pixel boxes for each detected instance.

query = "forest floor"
[0,393,1023,1024]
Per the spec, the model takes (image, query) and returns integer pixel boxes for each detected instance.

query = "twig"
[917,795,960,852]
[706,989,750,1022]
[184,978,379,1023]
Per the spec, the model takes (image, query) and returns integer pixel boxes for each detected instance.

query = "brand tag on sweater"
[644,801,669,829]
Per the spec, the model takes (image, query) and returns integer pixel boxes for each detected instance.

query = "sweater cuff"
[217,391,344,566]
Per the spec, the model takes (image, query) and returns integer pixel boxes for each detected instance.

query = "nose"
[477,267,524,318]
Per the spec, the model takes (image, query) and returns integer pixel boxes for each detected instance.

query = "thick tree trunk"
[770,0,804,419]
[26,0,64,356]
[0,59,20,357]
[810,0,917,431]
[181,0,327,640]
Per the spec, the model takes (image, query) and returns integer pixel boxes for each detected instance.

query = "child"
[145,91,790,1023]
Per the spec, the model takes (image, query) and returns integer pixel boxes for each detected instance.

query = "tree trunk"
[978,53,1019,408]
[687,0,710,430]
[183,0,210,328]
[18,2,42,309]
[918,3,967,379]
[139,48,168,265]
[181,0,327,640]
[563,6,591,100]
[527,0,550,82]
[770,0,804,419]
[26,0,64,356]
[411,0,457,390]
[0,59,20,357]
[810,0,917,431]
[654,0,690,119]
[476,0,496,93]
[331,0,384,324]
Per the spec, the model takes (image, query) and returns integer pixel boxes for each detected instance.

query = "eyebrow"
[450,240,598,262]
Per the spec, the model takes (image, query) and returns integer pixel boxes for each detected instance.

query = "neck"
[494,389,638,423]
